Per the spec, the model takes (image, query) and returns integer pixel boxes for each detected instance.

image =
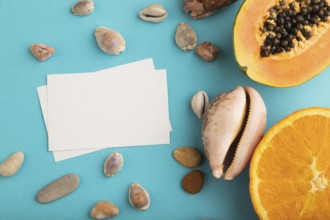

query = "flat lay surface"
[0,0,329,219]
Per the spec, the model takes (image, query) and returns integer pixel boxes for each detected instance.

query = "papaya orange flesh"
[234,0,330,87]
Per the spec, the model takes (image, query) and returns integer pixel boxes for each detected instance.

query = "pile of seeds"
[260,0,330,57]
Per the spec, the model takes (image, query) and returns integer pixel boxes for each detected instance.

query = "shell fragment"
[30,43,55,61]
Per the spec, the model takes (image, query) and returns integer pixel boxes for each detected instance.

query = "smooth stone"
[182,170,204,194]
[90,201,119,219]
[36,174,80,204]
[129,183,150,211]
[195,41,220,62]
[0,151,24,177]
[173,146,203,168]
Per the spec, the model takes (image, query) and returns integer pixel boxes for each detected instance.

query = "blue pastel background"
[0,0,329,219]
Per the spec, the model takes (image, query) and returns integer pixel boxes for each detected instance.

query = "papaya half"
[234,0,330,87]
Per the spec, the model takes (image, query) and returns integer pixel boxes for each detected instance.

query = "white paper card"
[37,59,171,161]
[38,86,104,161]
[47,71,170,151]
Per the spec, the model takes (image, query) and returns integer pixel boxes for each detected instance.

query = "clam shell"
[202,86,266,180]
[139,4,168,23]
[95,26,126,55]
[175,22,197,51]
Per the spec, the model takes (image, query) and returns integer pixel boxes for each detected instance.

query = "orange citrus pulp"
[250,107,330,220]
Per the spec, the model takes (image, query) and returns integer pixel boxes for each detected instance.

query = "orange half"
[250,107,330,219]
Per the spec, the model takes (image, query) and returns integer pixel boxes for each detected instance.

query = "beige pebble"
[90,201,119,219]
[0,151,24,177]
[129,183,150,211]
[173,146,203,168]
[36,174,80,204]
[182,170,204,194]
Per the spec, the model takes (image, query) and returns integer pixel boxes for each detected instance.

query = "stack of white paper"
[37,59,171,162]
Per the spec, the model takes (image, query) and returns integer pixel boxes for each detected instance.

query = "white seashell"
[95,26,126,55]
[103,152,124,177]
[191,90,209,118]
[202,86,266,180]
[175,22,197,51]
[128,183,150,211]
[139,4,168,23]
[71,0,94,16]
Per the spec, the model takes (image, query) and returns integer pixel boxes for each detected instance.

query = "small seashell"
[90,201,119,219]
[72,0,94,16]
[129,183,150,211]
[182,170,204,194]
[36,174,80,204]
[0,151,24,177]
[95,26,126,55]
[30,43,55,62]
[195,41,220,62]
[175,22,197,51]
[139,4,168,23]
[104,152,124,177]
[191,90,209,118]
[173,146,203,168]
